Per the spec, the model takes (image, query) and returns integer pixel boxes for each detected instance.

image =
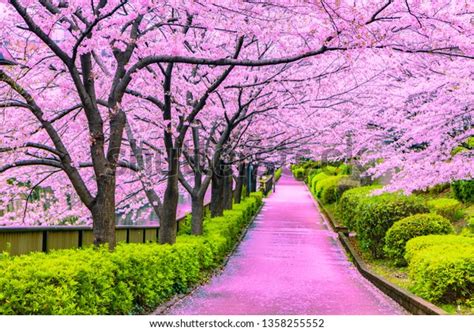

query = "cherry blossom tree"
[0,0,472,248]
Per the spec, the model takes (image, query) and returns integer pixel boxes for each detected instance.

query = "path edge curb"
[305,183,447,315]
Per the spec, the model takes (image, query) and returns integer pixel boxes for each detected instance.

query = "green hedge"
[292,167,305,180]
[306,168,322,184]
[426,198,463,222]
[337,164,351,175]
[310,172,329,194]
[384,214,453,265]
[355,193,429,258]
[315,175,348,204]
[405,235,474,263]
[405,235,474,305]
[334,178,360,202]
[0,192,263,315]
[338,185,381,231]
[451,179,474,203]
[274,168,282,182]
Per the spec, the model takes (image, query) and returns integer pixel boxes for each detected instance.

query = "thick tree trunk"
[234,162,246,204]
[223,166,233,210]
[250,164,259,193]
[191,194,205,235]
[91,178,117,250]
[159,149,179,244]
[210,170,225,217]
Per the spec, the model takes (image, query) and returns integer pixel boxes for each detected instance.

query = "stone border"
[315,199,349,234]
[153,202,264,315]
[303,183,447,315]
[337,233,446,315]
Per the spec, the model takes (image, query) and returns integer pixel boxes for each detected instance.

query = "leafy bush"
[405,235,474,262]
[355,193,429,258]
[323,165,338,175]
[467,216,474,235]
[405,235,474,305]
[338,185,381,231]
[426,198,463,222]
[306,168,322,184]
[427,183,450,195]
[337,164,351,175]
[0,193,263,314]
[274,168,282,182]
[315,175,348,204]
[451,179,474,203]
[310,172,329,193]
[384,214,453,265]
[292,167,305,180]
[335,178,360,202]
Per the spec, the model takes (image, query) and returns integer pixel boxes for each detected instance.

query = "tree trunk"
[91,177,117,250]
[191,194,205,235]
[251,164,259,192]
[223,165,233,210]
[159,150,179,244]
[210,170,225,217]
[234,162,246,204]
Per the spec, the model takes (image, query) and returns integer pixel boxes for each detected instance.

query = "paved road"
[165,170,406,315]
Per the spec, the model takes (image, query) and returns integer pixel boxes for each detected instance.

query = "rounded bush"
[310,172,329,193]
[338,185,381,231]
[405,234,474,263]
[407,239,474,305]
[355,193,429,258]
[451,179,474,203]
[323,165,338,175]
[337,164,351,175]
[316,175,348,204]
[426,198,462,222]
[335,178,360,201]
[292,167,305,180]
[306,168,322,184]
[384,213,453,265]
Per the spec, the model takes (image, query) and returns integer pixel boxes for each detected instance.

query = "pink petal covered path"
[165,170,406,315]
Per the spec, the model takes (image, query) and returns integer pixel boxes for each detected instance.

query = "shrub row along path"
[165,170,406,314]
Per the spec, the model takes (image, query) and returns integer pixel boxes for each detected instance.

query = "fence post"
[42,231,48,253]
[78,230,83,248]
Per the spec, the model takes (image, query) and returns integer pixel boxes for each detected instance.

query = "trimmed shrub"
[337,164,351,175]
[310,172,329,193]
[405,235,474,263]
[315,175,348,204]
[451,179,474,203]
[335,178,360,202]
[306,168,322,184]
[274,168,282,182]
[405,236,474,305]
[338,185,381,231]
[355,193,429,258]
[323,165,338,175]
[427,183,450,195]
[467,216,474,235]
[293,167,305,180]
[0,194,263,315]
[384,213,453,265]
[426,198,463,222]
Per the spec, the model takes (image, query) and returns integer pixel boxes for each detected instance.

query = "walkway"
[165,170,406,315]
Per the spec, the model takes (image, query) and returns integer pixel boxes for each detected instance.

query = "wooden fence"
[0,174,274,256]
[0,223,175,256]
